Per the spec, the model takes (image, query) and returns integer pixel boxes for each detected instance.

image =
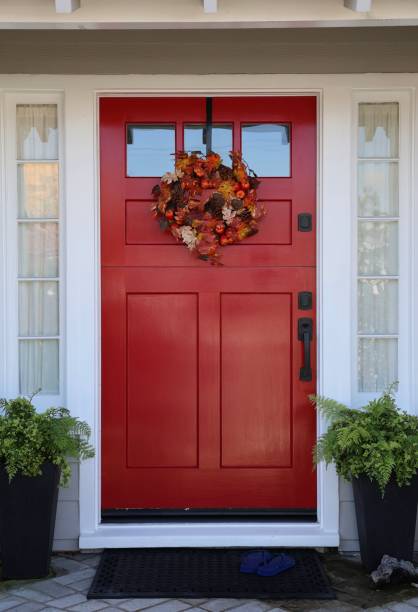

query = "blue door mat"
[87,548,335,600]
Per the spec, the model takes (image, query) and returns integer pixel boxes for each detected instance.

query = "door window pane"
[19,339,59,395]
[127,124,175,177]
[16,104,58,160]
[184,124,232,160]
[241,123,290,177]
[19,281,59,337]
[358,279,398,334]
[358,338,398,393]
[358,221,398,276]
[358,102,399,158]
[18,163,59,219]
[18,222,59,278]
[358,161,398,217]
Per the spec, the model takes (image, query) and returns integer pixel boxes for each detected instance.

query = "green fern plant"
[0,396,95,486]
[312,387,418,494]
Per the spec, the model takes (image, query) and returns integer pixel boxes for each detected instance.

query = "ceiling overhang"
[0,0,417,30]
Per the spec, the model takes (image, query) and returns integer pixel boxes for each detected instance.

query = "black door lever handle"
[298,318,313,381]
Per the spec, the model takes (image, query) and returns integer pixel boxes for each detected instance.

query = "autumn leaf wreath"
[152,151,265,264]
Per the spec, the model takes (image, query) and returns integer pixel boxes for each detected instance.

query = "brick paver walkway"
[1,553,418,611]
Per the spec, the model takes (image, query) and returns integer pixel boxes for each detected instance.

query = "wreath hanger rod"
[203,97,213,155]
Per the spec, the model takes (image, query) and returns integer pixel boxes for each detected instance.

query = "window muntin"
[356,102,399,392]
[16,104,60,395]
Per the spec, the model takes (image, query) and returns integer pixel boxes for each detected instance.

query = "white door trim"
[80,86,341,549]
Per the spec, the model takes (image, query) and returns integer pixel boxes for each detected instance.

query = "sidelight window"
[16,104,61,396]
[356,102,400,393]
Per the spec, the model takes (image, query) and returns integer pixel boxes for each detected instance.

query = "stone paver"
[385,604,418,612]
[67,602,108,612]
[30,581,76,599]
[227,603,271,612]
[12,604,45,612]
[9,588,53,604]
[4,553,418,612]
[80,559,101,570]
[119,599,169,610]
[133,601,190,612]
[200,600,242,611]
[47,594,87,609]
[55,570,95,586]
[0,599,27,611]
[69,579,94,594]
[51,559,87,574]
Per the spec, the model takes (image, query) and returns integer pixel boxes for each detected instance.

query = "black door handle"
[298,318,313,381]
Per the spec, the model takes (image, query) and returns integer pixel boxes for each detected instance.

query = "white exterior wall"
[55,462,79,551]
[0,73,416,552]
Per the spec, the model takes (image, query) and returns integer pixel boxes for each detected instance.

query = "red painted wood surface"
[100,96,317,510]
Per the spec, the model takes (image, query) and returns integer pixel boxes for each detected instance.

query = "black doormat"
[88,548,335,600]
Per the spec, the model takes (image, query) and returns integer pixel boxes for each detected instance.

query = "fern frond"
[309,395,350,423]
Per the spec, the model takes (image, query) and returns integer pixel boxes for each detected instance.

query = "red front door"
[100,96,317,513]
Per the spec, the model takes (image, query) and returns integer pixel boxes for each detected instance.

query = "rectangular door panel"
[221,293,292,468]
[127,293,198,468]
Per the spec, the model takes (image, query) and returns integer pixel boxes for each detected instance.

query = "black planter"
[0,462,60,580]
[352,474,418,572]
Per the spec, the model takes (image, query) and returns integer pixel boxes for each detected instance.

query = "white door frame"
[0,73,416,550]
[84,84,340,550]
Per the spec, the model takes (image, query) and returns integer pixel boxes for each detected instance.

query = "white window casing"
[352,90,413,410]
[2,93,65,410]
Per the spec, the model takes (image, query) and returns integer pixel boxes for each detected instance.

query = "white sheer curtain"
[358,338,398,394]
[19,282,59,337]
[18,163,59,218]
[19,340,59,395]
[358,103,399,158]
[18,222,59,278]
[17,104,60,396]
[357,102,399,392]
[16,104,58,160]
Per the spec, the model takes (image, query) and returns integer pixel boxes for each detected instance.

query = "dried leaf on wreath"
[152,184,161,198]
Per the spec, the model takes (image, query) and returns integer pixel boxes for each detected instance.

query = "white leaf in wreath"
[162,169,184,184]
[179,226,198,250]
[222,205,237,226]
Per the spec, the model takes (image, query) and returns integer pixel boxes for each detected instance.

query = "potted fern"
[0,396,94,580]
[312,387,418,572]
